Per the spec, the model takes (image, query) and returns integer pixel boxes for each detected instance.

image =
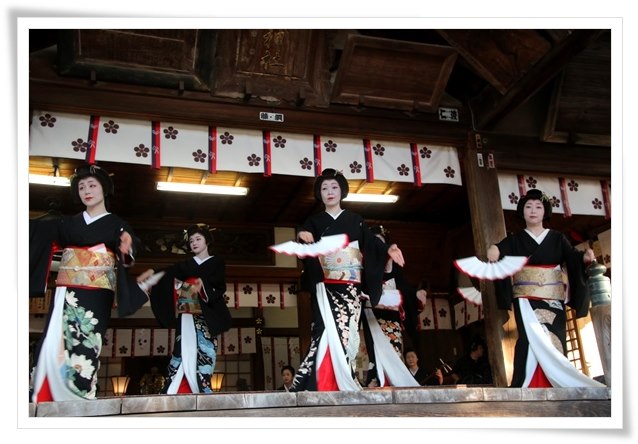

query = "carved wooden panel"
[57,29,216,91]
[213,29,331,107]
[331,34,457,112]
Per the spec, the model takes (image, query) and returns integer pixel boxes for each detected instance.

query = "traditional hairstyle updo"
[313,168,349,202]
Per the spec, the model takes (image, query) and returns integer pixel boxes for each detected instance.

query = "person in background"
[140,224,232,394]
[487,188,604,388]
[290,169,405,392]
[362,225,426,388]
[448,336,492,385]
[277,365,296,391]
[139,366,165,395]
[404,349,443,386]
[29,164,148,403]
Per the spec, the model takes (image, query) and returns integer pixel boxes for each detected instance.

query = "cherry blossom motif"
[299,157,313,170]
[423,317,432,327]
[163,126,178,140]
[266,294,276,304]
[349,161,362,173]
[243,284,254,294]
[192,149,207,163]
[373,143,385,156]
[278,360,285,368]
[287,284,296,294]
[293,345,300,354]
[526,176,538,189]
[263,346,271,354]
[397,163,410,176]
[419,146,432,158]
[438,307,448,318]
[444,166,456,178]
[103,120,119,134]
[324,140,337,152]
[604,254,611,264]
[134,144,150,158]
[220,131,234,145]
[224,295,230,304]
[39,113,57,127]
[568,179,579,192]
[227,344,235,352]
[273,135,287,148]
[592,198,603,210]
[550,196,561,208]
[244,336,253,344]
[156,345,166,354]
[118,345,129,355]
[247,154,261,167]
[509,192,519,205]
[71,138,89,153]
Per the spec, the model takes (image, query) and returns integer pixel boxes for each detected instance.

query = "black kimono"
[29,212,147,402]
[493,229,604,388]
[290,209,389,391]
[362,263,422,387]
[150,255,231,394]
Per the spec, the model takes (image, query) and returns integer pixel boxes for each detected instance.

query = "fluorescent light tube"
[343,193,398,203]
[157,181,248,196]
[29,174,71,187]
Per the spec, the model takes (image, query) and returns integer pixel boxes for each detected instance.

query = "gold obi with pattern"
[512,265,565,300]
[56,247,117,291]
[319,242,363,283]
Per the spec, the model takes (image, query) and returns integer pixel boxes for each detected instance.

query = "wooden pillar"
[462,131,517,387]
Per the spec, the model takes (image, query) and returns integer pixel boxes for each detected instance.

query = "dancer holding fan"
[485,189,603,388]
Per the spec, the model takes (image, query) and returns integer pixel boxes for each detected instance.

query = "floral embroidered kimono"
[29,212,147,403]
[493,228,605,388]
[290,209,389,391]
[150,255,231,394]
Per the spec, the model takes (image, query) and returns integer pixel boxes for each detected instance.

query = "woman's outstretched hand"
[388,244,405,267]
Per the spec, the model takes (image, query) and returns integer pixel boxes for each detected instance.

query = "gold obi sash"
[512,265,565,300]
[174,278,203,315]
[319,242,363,283]
[56,247,117,291]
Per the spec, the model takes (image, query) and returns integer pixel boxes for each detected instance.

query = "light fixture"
[157,181,248,196]
[343,193,399,204]
[29,174,71,187]
[111,375,130,396]
[211,372,224,392]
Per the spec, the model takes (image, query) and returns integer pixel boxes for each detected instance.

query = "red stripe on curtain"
[263,130,272,176]
[410,143,422,186]
[258,284,263,309]
[208,126,217,174]
[234,282,239,309]
[313,135,322,176]
[601,180,611,219]
[431,298,439,330]
[516,175,527,200]
[151,121,161,169]
[558,177,572,217]
[86,115,100,164]
[363,139,374,182]
[280,283,285,309]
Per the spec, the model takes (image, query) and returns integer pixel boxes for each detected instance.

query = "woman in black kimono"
[141,224,232,394]
[362,226,425,387]
[29,165,147,403]
[487,188,604,388]
[290,169,405,391]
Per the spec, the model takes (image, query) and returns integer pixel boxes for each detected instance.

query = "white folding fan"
[457,286,483,305]
[269,233,349,258]
[454,255,528,280]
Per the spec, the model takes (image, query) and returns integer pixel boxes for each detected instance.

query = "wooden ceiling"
[28,29,611,238]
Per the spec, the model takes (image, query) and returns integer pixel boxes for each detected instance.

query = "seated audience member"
[278,365,296,391]
[449,336,493,385]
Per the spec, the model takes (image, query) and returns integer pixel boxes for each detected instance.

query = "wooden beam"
[469,30,605,130]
